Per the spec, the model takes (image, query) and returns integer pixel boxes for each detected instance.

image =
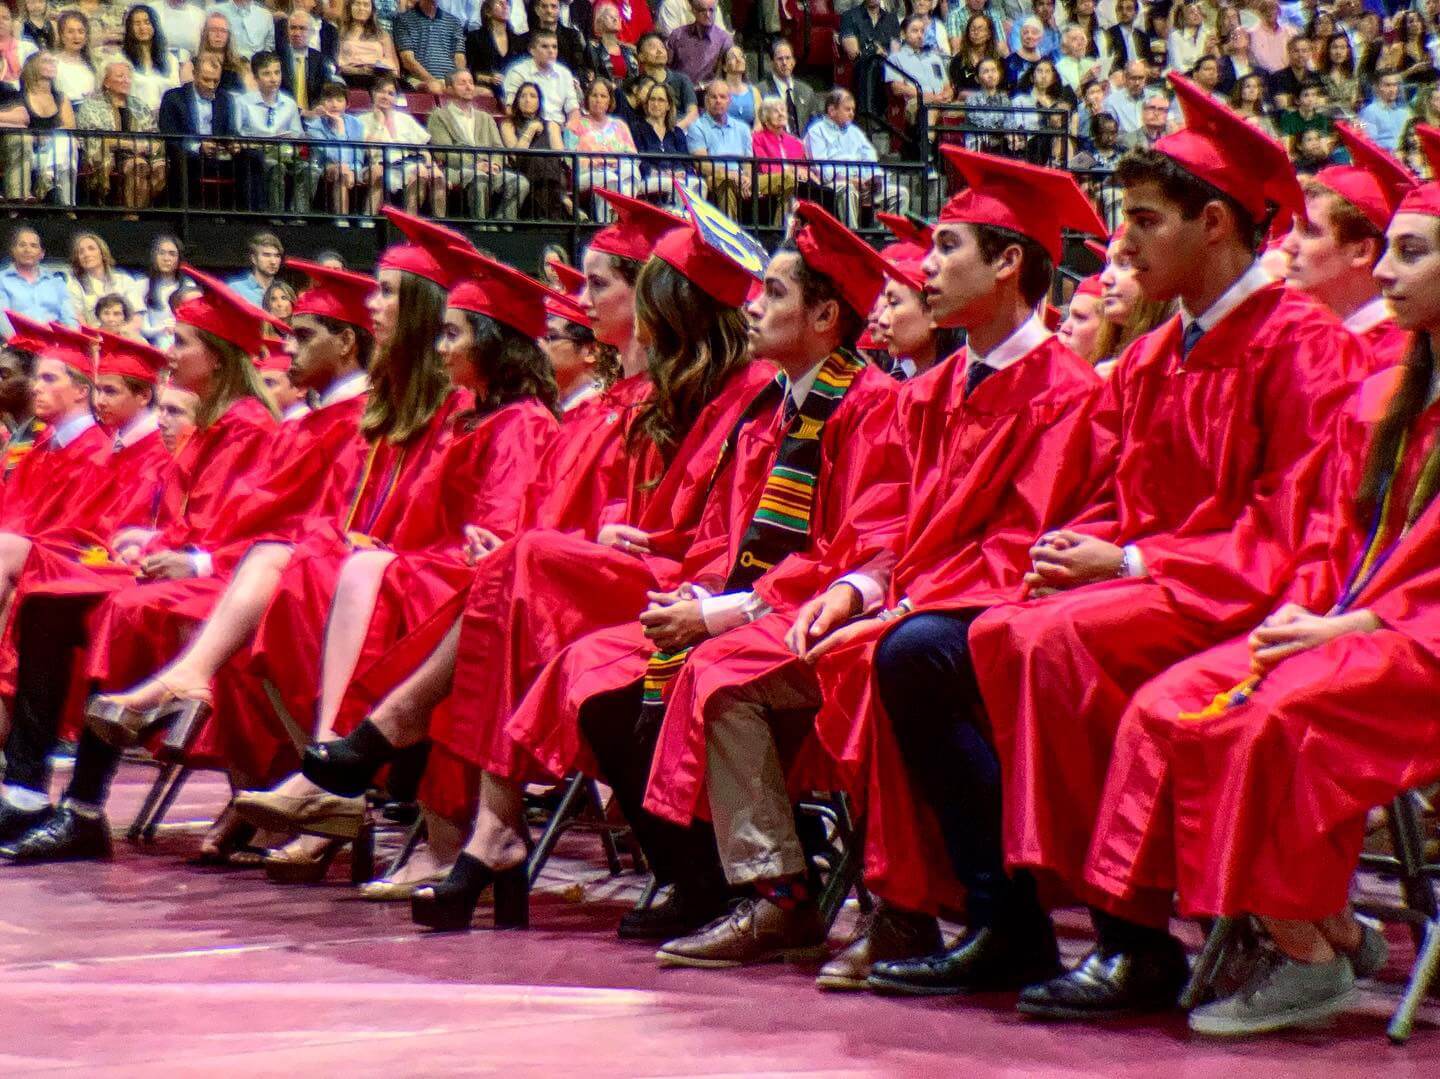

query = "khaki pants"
[704,662,822,885]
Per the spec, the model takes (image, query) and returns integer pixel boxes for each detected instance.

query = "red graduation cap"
[875,213,928,292]
[96,329,167,382]
[1400,125,1440,219]
[937,145,1106,262]
[791,200,890,316]
[445,246,554,339]
[589,188,686,261]
[1083,238,1108,262]
[177,264,291,355]
[545,290,592,327]
[46,320,99,377]
[3,310,53,354]
[1042,303,1062,331]
[1156,73,1304,224]
[1073,274,1104,299]
[651,221,757,308]
[875,211,934,250]
[378,207,473,287]
[548,259,587,296]
[289,258,377,332]
[1310,121,1417,233]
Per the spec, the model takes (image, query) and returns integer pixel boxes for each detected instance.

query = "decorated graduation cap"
[289,258,377,332]
[937,145,1106,262]
[1400,125,1440,220]
[548,259,587,296]
[643,186,767,308]
[589,188,687,261]
[1155,73,1304,224]
[445,245,555,339]
[378,206,472,287]
[96,329,167,382]
[3,310,53,354]
[177,264,291,355]
[791,200,891,316]
[1309,122,1418,233]
[46,320,100,377]
[875,212,928,292]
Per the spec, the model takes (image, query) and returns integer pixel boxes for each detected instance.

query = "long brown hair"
[1357,333,1440,526]
[194,329,278,429]
[461,310,560,421]
[629,258,750,459]
[1093,294,1176,364]
[361,269,450,443]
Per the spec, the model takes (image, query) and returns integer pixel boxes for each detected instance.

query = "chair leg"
[1179,916,1240,1010]
[1388,915,1440,1044]
[382,817,427,879]
[140,766,192,843]
[584,778,625,877]
[127,763,177,842]
[350,818,377,885]
[526,773,588,887]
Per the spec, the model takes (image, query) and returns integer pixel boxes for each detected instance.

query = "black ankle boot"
[411,853,530,931]
[302,720,410,798]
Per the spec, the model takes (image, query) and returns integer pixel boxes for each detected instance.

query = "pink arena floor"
[1,761,1436,1077]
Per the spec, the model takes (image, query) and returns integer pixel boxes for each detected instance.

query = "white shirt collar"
[116,410,159,450]
[283,402,312,422]
[895,357,918,379]
[1343,296,1392,335]
[318,370,368,408]
[969,313,1050,373]
[784,359,825,410]
[52,410,96,449]
[1180,260,1272,333]
[560,381,601,412]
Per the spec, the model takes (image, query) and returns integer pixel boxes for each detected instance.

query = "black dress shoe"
[0,802,51,846]
[1017,939,1190,1021]
[867,923,1062,996]
[617,886,733,941]
[0,806,113,864]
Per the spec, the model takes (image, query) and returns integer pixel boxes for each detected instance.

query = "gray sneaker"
[1349,918,1389,980]
[1189,950,1355,1036]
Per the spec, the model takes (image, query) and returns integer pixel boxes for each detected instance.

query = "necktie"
[781,388,799,426]
[1181,319,1205,357]
[785,87,798,135]
[113,433,124,452]
[965,360,996,397]
[295,55,307,110]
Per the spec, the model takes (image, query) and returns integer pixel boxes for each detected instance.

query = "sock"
[1090,906,1172,958]
[61,798,103,819]
[756,876,810,910]
[1,784,49,813]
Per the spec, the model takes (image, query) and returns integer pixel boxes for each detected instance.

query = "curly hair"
[461,311,561,422]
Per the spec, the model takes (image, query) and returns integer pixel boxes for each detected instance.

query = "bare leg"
[462,770,529,872]
[315,550,397,737]
[1317,909,1364,954]
[1261,916,1337,963]
[382,805,460,884]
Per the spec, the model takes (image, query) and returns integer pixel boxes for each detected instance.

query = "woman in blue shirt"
[627,78,691,209]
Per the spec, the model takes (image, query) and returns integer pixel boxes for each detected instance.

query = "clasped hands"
[1247,602,1379,674]
[1024,530,1125,597]
[639,582,708,653]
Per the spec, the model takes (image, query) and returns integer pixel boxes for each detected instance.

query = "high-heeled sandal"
[189,801,265,868]
[84,677,213,750]
[302,719,421,799]
[410,852,529,931]
[263,835,348,884]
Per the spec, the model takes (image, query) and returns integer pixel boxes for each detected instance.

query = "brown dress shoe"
[816,905,944,991]
[656,898,829,969]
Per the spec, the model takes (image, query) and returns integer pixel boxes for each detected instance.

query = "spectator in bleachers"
[213,0,276,59]
[582,2,637,87]
[360,71,449,214]
[139,233,187,348]
[1359,71,1408,150]
[1107,58,1148,136]
[1124,85,1172,149]
[21,0,56,53]
[841,0,901,115]
[1073,76,1110,144]
[67,231,144,326]
[1165,2,1210,76]
[274,0,339,65]
[121,5,185,113]
[1006,0,1058,57]
[67,0,124,51]
[908,0,949,55]
[654,0,726,37]
[665,0,729,87]
[1276,77,1332,148]
[715,44,758,128]
[1056,23,1103,96]
[1070,109,1121,168]
[501,28,579,124]
[1014,58,1072,164]
[1401,83,1440,162]
[1268,34,1313,109]
[687,77,750,217]
[196,11,255,93]
[1249,0,1294,72]
[94,293,143,339]
[963,55,1017,152]
[437,0,483,34]
[1230,70,1277,136]
[1102,0,1146,70]
[629,31,697,129]
[52,11,96,105]
[235,50,313,211]
[263,279,297,320]
[279,9,336,115]
[428,67,528,218]
[155,0,204,61]
[949,13,1003,97]
[803,86,907,225]
[628,79,691,207]
[1217,26,1253,93]
[1,7,39,87]
[567,75,638,210]
[1289,123,1334,171]
[757,38,816,137]
[225,231,283,305]
[17,52,78,205]
[1190,53,1224,101]
[464,0,518,91]
[520,0,585,76]
[0,226,75,327]
[337,0,401,88]
[1317,31,1359,111]
[500,78,570,217]
[752,93,817,223]
[1004,17,1048,89]
[305,79,364,212]
[888,13,953,131]
[395,0,466,93]
[1395,8,1436,89]
[75,56,167,208]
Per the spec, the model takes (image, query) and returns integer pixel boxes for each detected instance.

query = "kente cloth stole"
[640,348,867,720]
[1179,427,1439,721]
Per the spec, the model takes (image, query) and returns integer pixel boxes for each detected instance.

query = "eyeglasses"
[543,333,584,344]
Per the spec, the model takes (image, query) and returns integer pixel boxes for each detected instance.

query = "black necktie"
[965,361,996,397]
[1181,320,1204,357]
[786,87,798,135]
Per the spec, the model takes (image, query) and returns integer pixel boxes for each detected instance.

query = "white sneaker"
[1189,949,1355,1037]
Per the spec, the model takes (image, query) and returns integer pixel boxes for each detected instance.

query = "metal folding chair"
[524,773,632,887]
[798,790,873,930]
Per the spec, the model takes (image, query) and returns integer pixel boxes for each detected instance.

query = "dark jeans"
[578,684,728,897]
[874,610,1018,927]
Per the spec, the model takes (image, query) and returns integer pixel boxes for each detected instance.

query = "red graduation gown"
[500,363,901,788]
[1351,313,1409,375]
[417,362,776,793]
[0,419,112,535]
[966,283,1366,904]
[1084,368,1440,923]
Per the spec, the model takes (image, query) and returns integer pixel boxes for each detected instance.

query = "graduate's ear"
[1199,198,1240,246]
[989,241,1025,288]
[809,295,843,338]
